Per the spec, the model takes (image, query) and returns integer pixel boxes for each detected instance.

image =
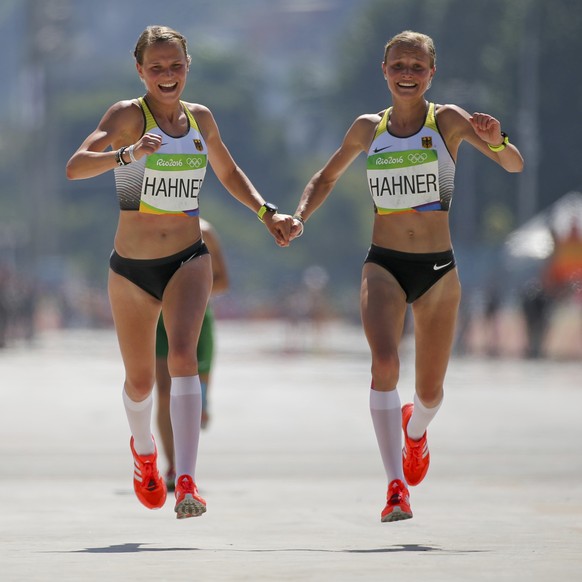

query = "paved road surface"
[0,321,580,581]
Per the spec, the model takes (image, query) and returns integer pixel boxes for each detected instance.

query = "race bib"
[367,149,441,213]
[139,153,207,216]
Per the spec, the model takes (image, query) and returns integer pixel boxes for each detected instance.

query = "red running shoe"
[381,479,413,522]
[402,402,430,486]
[174,474,207,519]
[130,437,167,509]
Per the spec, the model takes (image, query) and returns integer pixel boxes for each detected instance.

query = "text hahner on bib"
[139,153,207,216]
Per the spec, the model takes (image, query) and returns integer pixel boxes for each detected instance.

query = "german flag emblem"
[421,136,432,149]
[194,139,204,151]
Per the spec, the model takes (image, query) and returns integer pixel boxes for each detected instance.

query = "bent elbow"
[504,155,525,173]
[510,160,525,173]
[65,160,79,180]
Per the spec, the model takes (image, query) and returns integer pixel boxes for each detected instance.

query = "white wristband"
[128,144,137,163]
[293,216,304,238]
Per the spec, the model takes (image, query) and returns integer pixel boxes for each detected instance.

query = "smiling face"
[136,39,190,102]
[382,35,436,101]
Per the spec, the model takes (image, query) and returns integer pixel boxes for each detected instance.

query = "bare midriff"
[113,211,202,259]
[371,211,452,253]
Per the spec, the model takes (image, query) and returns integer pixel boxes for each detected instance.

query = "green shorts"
[156,308,215,374]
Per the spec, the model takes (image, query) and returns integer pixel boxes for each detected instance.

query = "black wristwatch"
[257,202,278,222]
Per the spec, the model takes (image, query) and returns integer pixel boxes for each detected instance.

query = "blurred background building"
[0,0,581,358]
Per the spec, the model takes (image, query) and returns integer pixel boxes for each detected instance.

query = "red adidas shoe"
[402,403,430,486]
[381,479,413,522]
[174,474,207,519]
[130,437,167,509]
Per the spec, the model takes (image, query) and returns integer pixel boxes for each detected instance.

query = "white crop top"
[114,97,208,216]
[366,102,455,214]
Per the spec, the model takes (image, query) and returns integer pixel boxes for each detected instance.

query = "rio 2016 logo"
[375,156,403,166]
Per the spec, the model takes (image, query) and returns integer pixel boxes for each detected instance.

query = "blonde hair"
[383,31,436,68]
[133,25,191,66]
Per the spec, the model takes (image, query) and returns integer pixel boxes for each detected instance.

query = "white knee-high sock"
[170,376,202,481]
[407,392,443,440]
[370,387,404,484]
[122,389,155,455]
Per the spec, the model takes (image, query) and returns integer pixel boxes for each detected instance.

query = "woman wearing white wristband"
[66,25,293,520]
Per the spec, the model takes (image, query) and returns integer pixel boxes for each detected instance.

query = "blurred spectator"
[543,220,582,299]
[520,277,552,359]
[0,264,38,347]
[483,283,502,358]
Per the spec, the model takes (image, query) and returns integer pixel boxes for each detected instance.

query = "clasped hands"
[262,213,305,248]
